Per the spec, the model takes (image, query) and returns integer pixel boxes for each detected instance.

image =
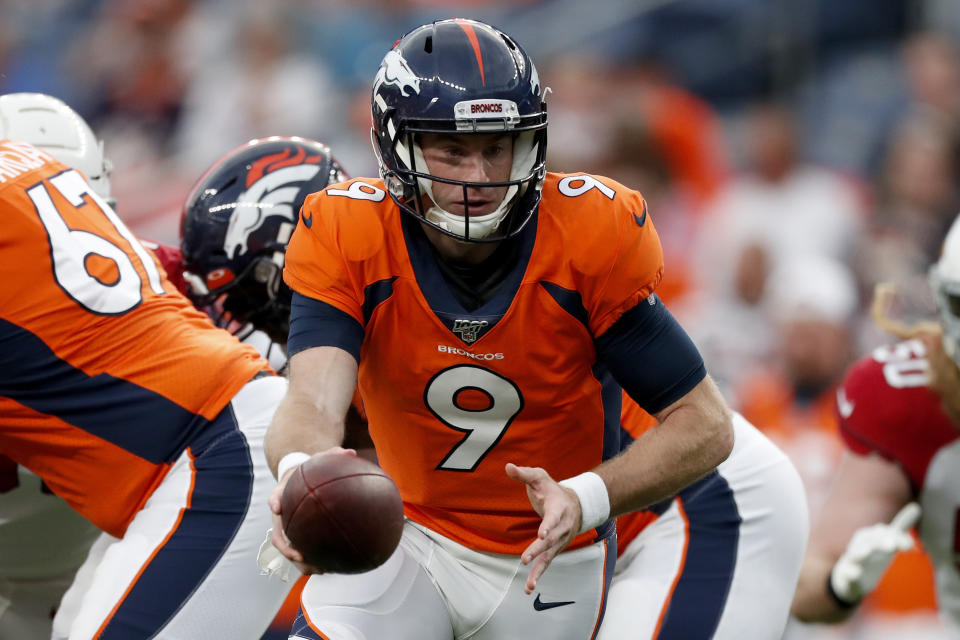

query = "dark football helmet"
[180,136,347,344]
[371,18,548,242]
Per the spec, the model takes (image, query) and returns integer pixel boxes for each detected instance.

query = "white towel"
[256,529,297,583]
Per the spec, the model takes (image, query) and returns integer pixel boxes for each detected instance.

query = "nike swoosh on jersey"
[302,210,313,228]
[533,593,576,611]
[633,202,647,227]
[837,387,855,419]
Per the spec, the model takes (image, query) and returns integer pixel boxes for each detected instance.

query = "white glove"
[829,502,921,605]
[257,528,297,582]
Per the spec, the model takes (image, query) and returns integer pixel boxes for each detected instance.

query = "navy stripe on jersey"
[362,276,399,324]
[596,367,624,463]
[287,292,364,361]
[399,209,537,341]
[0,317,208,464]
[540,281,589,327]
[595,296,705,414]
[98,405,254,639]
[655,471,741,640]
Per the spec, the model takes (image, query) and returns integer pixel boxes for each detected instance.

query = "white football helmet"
[0,92,114,207]
[930,213,960,366]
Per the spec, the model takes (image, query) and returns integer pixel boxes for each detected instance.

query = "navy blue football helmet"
[371,18,548,242]
[180,136,347,344]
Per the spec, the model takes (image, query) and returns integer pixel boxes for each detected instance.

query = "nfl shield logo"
[452,319,488,344]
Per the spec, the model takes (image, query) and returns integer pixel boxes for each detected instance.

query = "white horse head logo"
[374,50,421,98]
[222,164,321,258]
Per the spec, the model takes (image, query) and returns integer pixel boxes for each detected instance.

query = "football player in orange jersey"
[791,214,960,632]
[0,93,104,640]
[0,93,297,639]
[175,136,367,640]
[176,135,372,446]
[264,19,734,640]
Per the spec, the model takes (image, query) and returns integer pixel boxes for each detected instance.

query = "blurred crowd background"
[2,0,959,637]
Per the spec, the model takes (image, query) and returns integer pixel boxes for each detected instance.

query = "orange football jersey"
[284,172,663,554]
[0,140,267,537]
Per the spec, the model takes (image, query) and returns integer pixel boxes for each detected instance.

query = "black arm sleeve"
[287,291,364,363]
[595,295,706,414]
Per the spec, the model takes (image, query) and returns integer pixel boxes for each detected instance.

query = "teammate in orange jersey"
[0,93,295,639]
[791,213,960,632]
[0,93,106,639]
[264,19,734,640]
[175,136,363,640]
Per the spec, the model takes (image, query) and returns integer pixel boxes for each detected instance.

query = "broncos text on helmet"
[371,18,548,243]
[180,136,347,345]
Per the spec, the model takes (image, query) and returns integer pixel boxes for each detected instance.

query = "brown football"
[280,453,404,574]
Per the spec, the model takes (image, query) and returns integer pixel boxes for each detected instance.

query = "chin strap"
[422,184,518,240]
[396,130,539,240]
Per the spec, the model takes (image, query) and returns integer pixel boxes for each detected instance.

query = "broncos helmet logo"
[373,50,421,98]
[529,63,541,98]
[222,156,322,259]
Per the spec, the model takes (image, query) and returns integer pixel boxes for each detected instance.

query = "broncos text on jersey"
[284,172,663,554]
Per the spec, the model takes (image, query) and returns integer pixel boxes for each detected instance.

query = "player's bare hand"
[268,447,357,574]
[505,462,581,594]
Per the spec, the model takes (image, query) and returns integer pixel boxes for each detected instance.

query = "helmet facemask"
[185,252,291,345]
[378,117,546,243]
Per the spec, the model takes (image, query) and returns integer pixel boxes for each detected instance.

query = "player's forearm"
[264,346,359,476]
[264,393,345,477]
[791,555,856,623]
[599,378,733,515]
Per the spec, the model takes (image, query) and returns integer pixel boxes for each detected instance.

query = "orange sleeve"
[621,392,659,439]
[283,190,364,324]
[584,181,664,337]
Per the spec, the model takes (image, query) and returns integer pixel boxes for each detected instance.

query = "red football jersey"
[0,140,267,537]
[284,173,663,554]
[838,340,958,490]
[838,339,960,622]
[140,239,186,296]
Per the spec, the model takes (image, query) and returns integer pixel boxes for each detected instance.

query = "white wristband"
[276,451,311,481]
[559,471,610,534]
